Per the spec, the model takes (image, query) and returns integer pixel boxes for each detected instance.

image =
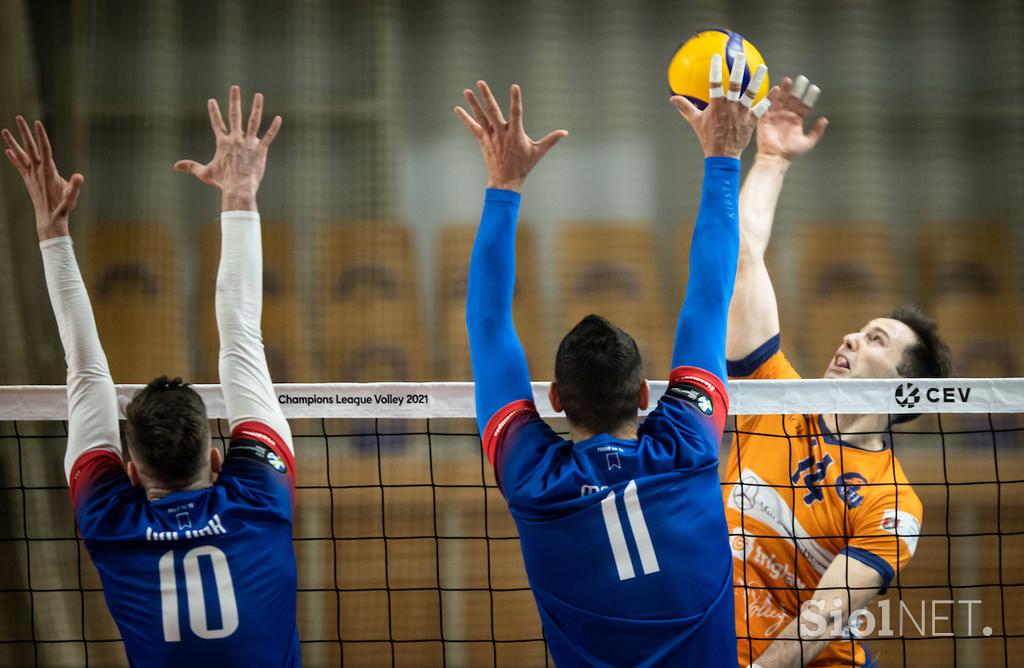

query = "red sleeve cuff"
[69,449,125,507]
[231,420,297,488]
[482,399,538,467]
[668,366,729,433]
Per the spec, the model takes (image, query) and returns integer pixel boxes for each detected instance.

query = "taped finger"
[790,75,809,100]
[741,64,767,108]
[802,84,821,108]
[727,52,746,101]
[709,54,724,99]
[752,97,772,119]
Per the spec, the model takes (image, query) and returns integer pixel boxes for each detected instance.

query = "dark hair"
[888,305,952,425]
[124,376,210,483]
[554,315,645,435]
[889,304,952,379]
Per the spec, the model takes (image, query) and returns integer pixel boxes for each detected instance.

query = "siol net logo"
[894,383,921,409]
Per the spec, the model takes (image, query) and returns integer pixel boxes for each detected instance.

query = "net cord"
[2,378,1023,420]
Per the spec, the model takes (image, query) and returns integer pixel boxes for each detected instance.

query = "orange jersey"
[725,338,923,667]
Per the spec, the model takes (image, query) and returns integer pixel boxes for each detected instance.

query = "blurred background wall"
[0,0,1021,385]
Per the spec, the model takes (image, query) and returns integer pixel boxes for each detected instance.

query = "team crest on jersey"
[881,509,921,554]
[668,384,714,416]
[266,450,287,473]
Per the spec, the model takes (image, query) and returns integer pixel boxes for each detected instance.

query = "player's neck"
[820,413,887,451]
[142,478,213,501]
[569,422,638,444]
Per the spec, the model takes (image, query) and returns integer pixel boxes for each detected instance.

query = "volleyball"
[667,29,769,109]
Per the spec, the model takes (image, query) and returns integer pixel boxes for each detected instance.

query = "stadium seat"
[314,223,426,381]
[196,219,310,383]
[916,221,1016,308]
[791,221,901,374]
[436,224,546,380]
[80,222,188,382]
[557,223,673,377]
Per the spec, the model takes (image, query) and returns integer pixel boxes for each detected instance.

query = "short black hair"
[888,305,952,425]
[889,304,953,379]
[124,376,210,483]
[554,315,645,435]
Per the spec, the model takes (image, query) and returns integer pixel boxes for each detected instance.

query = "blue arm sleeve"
[467,189,534,436]
[671,157,741,384]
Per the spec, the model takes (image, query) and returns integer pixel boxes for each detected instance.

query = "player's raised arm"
[175,86,292,452]
[726,75,828,362]
[4,118,121,484]
[669,55,777,386]
[455,81,567,440]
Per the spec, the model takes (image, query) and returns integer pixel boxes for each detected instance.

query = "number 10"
[159,545,239,641]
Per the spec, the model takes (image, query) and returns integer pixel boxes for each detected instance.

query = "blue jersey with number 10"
[482,367,737,668]
[69,421,299,668]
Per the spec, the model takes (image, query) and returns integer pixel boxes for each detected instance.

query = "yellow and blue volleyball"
[667,29,769,110]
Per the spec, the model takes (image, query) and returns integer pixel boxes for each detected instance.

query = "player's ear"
[548,382,563,413]
[209,446,223,474]
[126,460,141,487]
[637,380,650,411]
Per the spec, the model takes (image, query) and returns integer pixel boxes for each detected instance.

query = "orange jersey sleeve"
[728,336,802,440]
[843,468,923,590]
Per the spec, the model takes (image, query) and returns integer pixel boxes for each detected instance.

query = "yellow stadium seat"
[557,223,672,377]
[314,223,426,381]
[436,224,546,380]
[80,222,188,382]
[791,221,900,374]
[195,220,310,383]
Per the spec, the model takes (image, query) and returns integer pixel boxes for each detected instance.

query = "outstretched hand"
[175,85,282,211]
[755,75,828,161]
[454,81,567,192]
[671,53,779,159]
[3,117,83,241]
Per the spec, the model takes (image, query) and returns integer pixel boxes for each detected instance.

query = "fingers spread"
[670,95,701,124]
[454,106,485,138]
[16,116,40,163]
[247,93,264,138]
[228,85,242,134]
[2,128,30,169]
[509,84,523,132]
[741,64,767,108]
[173,159,202,174]
[4,148,25,173]
[709,54,724,100]
[208,98,227,135]
[534,129,568,155]
[727,52,746,101]
[34,121,53,160]
[752,95,773,119]
[260,115,283,146]
[63,173,84,210]
[790,75,809,100]
[476,80,507,127]
[806,116,829,144]
[463,89,491,133]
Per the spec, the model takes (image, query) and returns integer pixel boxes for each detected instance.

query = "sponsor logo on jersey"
[267,450,287,474]
[581,483,609,497]
[728,469,837,575]
[668,384,714,416]
[880,509,921,555]
[835,472,868,509]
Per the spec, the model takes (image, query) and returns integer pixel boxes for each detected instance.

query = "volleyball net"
[1,378,1022,667]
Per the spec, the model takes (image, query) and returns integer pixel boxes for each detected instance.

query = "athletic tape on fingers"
[709,54,724,99]
[727,52,746,101]
[791,75,809,99]
[752,98,772,119]
[741,65,767,108]
[802,85,821,108]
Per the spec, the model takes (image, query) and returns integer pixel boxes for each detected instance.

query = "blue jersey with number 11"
[69,421,299,668]
[482,367,737,668]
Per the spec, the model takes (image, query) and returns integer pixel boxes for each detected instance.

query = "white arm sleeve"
[40,237,122,482]
[216,211,294,452]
